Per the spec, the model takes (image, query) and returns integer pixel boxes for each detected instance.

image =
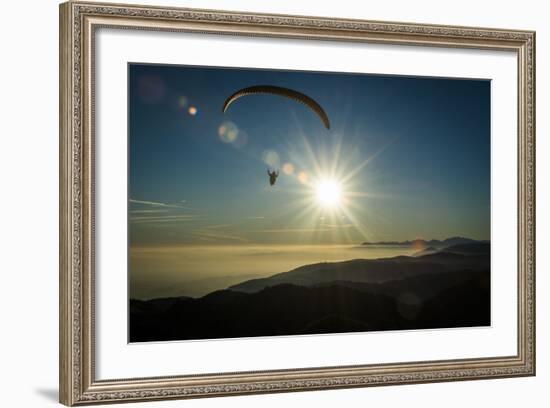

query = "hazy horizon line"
[130,237,491,248]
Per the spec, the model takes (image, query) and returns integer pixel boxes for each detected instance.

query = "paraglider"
[222,85,330,186]
[222,85,330,129]
[267,169,279,186]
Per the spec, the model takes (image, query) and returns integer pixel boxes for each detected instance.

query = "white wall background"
[0,0,546,407]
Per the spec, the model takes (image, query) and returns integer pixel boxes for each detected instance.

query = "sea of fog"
[129,244,416,300]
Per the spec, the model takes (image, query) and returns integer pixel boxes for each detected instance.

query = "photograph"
[57,2,536,404]
[128,63,491,343]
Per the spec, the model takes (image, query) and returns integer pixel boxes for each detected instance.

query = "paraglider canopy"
[222,85,330,130]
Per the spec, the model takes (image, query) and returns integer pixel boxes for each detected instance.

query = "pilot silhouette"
[267,169,279,186]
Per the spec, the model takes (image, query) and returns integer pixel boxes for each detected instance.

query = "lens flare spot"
[297,171,309,185]
[227,130,238,141]
[262,150,280,168]
[188,106,198,116]
[410,239,427,251]
[138,75,165,104]
[397,292,422,320]
[218,121,238,143]
[282,162,294,175]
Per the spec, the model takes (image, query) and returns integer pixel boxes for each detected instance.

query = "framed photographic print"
[59,1,536,405]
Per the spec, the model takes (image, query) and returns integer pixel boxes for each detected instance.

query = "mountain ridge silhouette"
[130,240,490,342]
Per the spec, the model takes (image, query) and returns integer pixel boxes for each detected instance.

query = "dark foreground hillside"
[130,266,490,342]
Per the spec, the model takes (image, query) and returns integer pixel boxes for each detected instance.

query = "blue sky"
[128,63,490,246]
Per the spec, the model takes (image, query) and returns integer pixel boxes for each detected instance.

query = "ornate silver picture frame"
[59,1,535,405]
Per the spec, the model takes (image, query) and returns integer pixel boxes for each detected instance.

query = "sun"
[315,179,342,208]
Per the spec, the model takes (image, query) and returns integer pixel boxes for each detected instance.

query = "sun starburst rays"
[265,129,386,245]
